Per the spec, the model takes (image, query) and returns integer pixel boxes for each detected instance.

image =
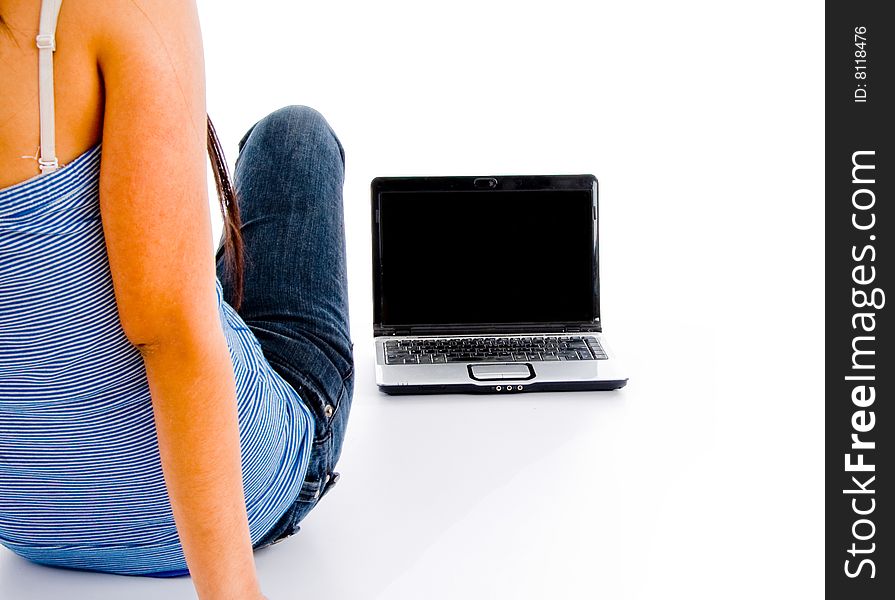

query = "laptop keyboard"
[383,335,608,365]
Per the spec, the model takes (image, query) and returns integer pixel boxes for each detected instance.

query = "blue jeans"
[215,105,355,550]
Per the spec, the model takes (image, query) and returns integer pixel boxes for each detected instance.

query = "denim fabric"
[214,105,355,550]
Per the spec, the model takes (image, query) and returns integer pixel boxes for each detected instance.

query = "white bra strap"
[36,0,64,175]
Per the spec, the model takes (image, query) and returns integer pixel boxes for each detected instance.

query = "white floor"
[0,312,823,599]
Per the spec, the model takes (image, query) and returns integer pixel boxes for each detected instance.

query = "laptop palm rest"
[468,364,535,381]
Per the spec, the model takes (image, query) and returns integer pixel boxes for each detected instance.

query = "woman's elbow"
[119,304,222,352]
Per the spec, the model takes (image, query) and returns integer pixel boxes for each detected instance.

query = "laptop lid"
[372,175,601,337]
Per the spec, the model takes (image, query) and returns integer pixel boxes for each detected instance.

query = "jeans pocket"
[328,365,354,471]
[296,367,352,509]
[297,432,331,503]
[255,432,329,550]
[253,500,302,550]
[253,355,353,550]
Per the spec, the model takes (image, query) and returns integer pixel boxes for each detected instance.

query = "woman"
[0,1,354,598]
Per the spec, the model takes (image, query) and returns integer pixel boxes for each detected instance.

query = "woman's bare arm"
[94,2,262,598]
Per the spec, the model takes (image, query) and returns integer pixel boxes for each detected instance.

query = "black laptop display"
[373,176,600,335]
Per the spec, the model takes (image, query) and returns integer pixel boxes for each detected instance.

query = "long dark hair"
[207,116,246,311]
[1,14,245,311]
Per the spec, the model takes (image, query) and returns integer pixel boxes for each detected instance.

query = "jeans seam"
[266,340,352,400]
[265,355,336,438]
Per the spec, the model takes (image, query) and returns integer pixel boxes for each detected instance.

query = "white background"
[0,1,825,598]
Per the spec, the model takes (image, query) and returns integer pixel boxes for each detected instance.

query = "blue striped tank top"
[0,4,314,576]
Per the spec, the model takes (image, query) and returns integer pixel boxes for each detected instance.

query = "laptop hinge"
[375,323,600,337]
[374,326,411,337]
[561,325,602,333]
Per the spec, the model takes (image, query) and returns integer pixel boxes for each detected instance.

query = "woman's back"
[0,0,315,576]
[0,0,103,188]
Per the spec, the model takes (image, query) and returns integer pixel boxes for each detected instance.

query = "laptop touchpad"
[469,364,535,381]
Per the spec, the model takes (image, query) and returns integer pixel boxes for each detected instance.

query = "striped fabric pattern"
[0,143,315,576]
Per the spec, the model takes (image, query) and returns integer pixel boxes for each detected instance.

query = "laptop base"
[379,378,628,395]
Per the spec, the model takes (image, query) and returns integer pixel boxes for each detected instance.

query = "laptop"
[372,174,628,395]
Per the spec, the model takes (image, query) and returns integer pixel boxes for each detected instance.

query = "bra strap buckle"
[38,157,59,174]
[36,33,56,51]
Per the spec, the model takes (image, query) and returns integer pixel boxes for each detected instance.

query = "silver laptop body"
[371,174,627,395]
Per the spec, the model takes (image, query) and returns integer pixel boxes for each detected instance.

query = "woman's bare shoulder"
[0,0,202,188]
[89,0,202,62]
[0,0,202,99]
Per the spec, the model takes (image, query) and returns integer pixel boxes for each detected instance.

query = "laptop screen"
[377,188,596,327]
